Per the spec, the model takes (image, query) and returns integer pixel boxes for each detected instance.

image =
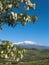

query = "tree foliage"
[0,40,26,62]
[0,0,38,30]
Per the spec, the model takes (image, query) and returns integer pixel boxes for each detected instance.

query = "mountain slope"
[13,41,49,49]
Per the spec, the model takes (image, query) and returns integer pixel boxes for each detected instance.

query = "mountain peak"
[23,41,38,45]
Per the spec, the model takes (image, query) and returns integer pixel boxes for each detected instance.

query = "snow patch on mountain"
[13,41,39,45]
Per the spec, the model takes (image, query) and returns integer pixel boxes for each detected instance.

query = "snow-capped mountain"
[13,41,49,49]
[13,41,38,45]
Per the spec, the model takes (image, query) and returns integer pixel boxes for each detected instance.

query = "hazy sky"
[0,0,49,46]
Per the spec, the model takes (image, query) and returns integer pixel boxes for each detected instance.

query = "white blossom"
[1,51,4,54]
[0,1,3,10]
[11,44,13,47]
[5,54,8,59]
[25,0,36,9]
[7,45,9,48]
[20,13,23,16]
[24,16,31,22]
[10,52,14,56]
[11,12,18,20]
[18,51,22,54]
[16,58,20,62]
[13,47,16,51]
[24,6,29,10]
[22,21,26,25]
[11,12,14,17]
[6,4,12,8]
[20,54,23,59]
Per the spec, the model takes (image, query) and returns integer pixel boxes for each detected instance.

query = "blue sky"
[0,0,49,46]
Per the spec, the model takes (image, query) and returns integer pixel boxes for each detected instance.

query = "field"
[0,59,49,65]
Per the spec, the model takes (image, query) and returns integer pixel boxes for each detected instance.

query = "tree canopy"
[0,0,38,30]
